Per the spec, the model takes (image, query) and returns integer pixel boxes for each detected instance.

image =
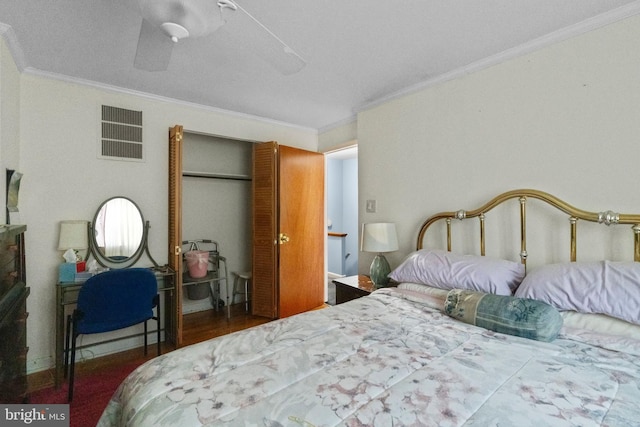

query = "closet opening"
[180,132,260,341]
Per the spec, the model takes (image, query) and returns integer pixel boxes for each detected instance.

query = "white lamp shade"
[361,223,399,253]
[58,220,89,251]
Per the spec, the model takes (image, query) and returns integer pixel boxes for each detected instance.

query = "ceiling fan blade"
[221,3,306,75]
[134,18,175,71]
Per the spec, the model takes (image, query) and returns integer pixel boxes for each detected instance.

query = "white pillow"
[561,311,640,341]
[389,249,525,296]
[397,282,450,299]
[515,261,640,326]
[392,285,448,310]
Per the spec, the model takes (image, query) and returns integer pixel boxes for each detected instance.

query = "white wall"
[318,120,357,152]
[0,36,21,212]
[8,66,316,372]
[357,15,640,273]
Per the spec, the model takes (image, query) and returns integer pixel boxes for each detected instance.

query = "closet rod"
[182,171,252,181]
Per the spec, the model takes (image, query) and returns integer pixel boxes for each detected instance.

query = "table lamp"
[58,220,89,261]
[361,222,398,287]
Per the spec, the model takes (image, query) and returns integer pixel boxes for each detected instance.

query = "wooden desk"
[54,267,175,388]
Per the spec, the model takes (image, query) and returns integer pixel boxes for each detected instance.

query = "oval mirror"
[92,197,144,264]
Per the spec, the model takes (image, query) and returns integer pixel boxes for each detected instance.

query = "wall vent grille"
[100,105,144,161]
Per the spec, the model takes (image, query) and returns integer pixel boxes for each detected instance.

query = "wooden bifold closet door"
[252,141,325,318]
[168,125,184,346]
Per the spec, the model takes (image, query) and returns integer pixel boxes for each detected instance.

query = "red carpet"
[30,361,141,427]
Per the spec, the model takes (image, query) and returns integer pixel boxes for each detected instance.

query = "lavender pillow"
[389,249,525,296]
[514,261,640,326]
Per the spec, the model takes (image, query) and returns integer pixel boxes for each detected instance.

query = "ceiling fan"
[133,0,306,74]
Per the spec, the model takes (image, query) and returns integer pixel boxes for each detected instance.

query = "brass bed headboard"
[416,189,640,267]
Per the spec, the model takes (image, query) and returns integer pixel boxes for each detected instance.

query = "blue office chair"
[64,268,161,401]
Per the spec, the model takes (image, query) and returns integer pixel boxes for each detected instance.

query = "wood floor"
[27,304,271,393]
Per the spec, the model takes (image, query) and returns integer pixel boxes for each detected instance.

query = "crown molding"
[0,23,27,72]
[21,67,318,133]
[5,1,640,133]
[0,25,317,135]
[318,115,357,134]
[357,1,640,114]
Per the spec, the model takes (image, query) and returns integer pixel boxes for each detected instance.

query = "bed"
[98,189,640,426]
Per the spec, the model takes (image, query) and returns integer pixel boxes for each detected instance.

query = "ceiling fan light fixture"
[133,0,305,75]
[161,22,189,43]
[137,0,232,40]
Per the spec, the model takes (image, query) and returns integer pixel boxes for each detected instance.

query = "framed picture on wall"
[6,169,23,224]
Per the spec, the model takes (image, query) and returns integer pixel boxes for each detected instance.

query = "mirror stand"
[87,220,160,269]
[86,196,162,269]
[142,220,161,269]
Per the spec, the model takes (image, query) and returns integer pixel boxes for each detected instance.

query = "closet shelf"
[182,171,252,181]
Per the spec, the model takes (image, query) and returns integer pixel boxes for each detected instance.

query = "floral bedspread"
[98,288,640,426]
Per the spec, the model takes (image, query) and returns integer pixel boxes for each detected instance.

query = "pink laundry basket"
[185,250,209,278]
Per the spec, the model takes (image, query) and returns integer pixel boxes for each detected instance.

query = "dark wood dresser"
[333,275,376,304]
[0,225,29,403]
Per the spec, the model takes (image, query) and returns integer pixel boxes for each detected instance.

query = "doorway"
[325,145,358,304]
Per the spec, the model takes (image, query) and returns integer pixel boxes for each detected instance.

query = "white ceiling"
[1,0,639,131]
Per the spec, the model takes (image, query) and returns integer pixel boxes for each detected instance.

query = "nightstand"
[333,275,377,304]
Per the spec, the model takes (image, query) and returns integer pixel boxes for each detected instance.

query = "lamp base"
[369,254,391,287]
